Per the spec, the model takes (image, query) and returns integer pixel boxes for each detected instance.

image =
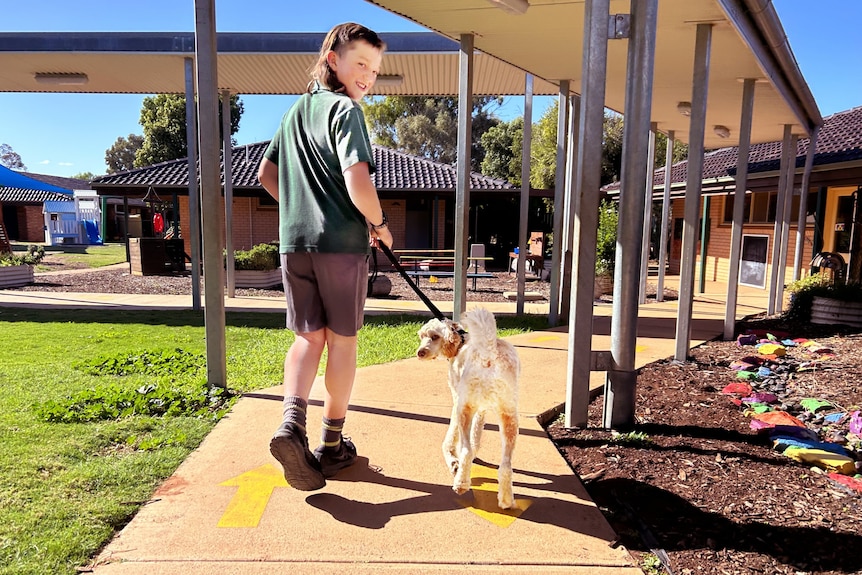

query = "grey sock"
[320,416,345,451]
[275,395,307,437]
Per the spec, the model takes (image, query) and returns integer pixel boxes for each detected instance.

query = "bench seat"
[404,270,496,291]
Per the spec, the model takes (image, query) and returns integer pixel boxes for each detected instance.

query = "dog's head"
[416,317,463,360]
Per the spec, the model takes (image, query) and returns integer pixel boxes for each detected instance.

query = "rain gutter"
[716,0,822,136]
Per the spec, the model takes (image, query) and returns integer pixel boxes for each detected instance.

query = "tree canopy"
[105,134,144,174]
[135,94,243,168]
[0,143,26,171]
[362,96,502,171]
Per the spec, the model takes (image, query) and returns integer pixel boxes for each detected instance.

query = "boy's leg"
[271,252,330,490]
[313,330,360,477]
[270,330,329,491]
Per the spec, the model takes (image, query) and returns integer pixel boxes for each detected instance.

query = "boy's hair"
[309,22,386,93]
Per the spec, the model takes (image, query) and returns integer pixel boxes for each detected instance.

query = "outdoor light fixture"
[713,125,731,139]
[34,72,89,86]
[375,74,404,87]
[676,101,692,116]
[486,0,529,15]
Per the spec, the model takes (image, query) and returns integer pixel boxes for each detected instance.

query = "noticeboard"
[739,234,768,289]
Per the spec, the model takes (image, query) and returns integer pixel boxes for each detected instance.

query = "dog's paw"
[497,491,515,509]
[452,482,470,495]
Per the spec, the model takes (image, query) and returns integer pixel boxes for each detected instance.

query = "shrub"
[230,242,280,271]
[596,199,618,276]
[785,272,862,322]
[0,245,45,266]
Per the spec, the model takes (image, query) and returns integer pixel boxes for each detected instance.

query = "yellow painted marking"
[530,335,560,343]
[636,344,647,352]
[458,462,531,527]
[218,464,287,528]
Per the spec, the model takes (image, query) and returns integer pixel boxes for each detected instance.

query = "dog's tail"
[460,308,499,358]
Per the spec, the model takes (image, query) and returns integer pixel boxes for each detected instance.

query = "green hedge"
[230,242,280,271]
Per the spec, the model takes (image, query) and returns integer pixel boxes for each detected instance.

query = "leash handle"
[378,243,447,321]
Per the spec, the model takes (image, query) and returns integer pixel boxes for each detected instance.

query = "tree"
[105,134,144,174]
[135,94,243,167]
[480,116,523,186]
[72,171,96,181]
[601,112,625,186]
[362,96,501,171]
[0,143,26,171]
[530,102,560,189]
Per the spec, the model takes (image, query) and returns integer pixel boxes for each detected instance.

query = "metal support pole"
[698,196,710,292]
[184,57,202,311]
[123,196,130,263]
[639,122,657,304]
[674,23,712,362]
[559,94,580,323]
[222,90,236,298]
[656,130,674,302]
[793,127,819,280]
[194,0,227,388]
[549,80,570,326]
[564,0,609,428]
[775,133,799,313]
[768,125,793,315]
[453,33,474,321]
[603,0,658,429]
[724,78,755,341]
[516,75,534,315]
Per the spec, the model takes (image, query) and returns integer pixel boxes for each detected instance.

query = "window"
[723,191,801,225]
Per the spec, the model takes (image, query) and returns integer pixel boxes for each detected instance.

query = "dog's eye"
[431,334,439,341]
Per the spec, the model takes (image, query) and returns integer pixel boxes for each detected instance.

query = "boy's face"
[327,40,383,101]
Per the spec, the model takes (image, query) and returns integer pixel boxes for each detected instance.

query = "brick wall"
[22,205,45,242]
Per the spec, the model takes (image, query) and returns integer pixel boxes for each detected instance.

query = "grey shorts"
[280,252,369,337]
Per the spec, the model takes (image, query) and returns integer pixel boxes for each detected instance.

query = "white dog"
[416,308,520,509]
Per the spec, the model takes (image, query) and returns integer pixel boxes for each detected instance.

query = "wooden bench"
[404,269,496,291]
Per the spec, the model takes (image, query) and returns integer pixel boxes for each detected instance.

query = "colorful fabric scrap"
[782,446,857,474]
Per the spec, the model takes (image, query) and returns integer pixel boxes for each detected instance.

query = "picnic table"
[394,249,495,291]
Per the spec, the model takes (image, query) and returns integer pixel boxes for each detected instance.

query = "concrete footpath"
[0,282,768,574]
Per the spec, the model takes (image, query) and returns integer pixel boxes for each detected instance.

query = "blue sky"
[0,0,859,178]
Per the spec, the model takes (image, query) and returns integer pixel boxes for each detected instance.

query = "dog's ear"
[441,323,463,359]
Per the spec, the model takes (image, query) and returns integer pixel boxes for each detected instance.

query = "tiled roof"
[604,106,862,192]
[22,172,91,191]
[0,188,72,204]
[91,143,515,192]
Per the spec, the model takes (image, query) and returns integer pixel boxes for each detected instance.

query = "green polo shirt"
[263,86,376,254]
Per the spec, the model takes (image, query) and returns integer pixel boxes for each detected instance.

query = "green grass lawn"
[0,307,544,575]
[30,243,128,272]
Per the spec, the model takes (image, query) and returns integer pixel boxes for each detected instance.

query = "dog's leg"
[442,402,460,474]
[452,402,476,495]
[469,411,485,454]
[496,408,518,509]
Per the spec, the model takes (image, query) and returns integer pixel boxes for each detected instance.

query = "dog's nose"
[417,349,426,358]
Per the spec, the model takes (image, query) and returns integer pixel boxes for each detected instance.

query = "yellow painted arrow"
[458,462,531,527]
[218,464,287,528]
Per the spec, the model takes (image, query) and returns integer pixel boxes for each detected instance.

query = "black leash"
[377,243,447,321]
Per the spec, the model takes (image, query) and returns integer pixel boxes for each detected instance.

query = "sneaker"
[313,437,357,478]
[269,424,326,491]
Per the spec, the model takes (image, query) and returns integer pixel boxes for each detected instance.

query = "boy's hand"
[370,226,393,249]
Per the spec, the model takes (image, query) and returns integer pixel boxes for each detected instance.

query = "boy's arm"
[344,162,393,248]
[257,157,279,201]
